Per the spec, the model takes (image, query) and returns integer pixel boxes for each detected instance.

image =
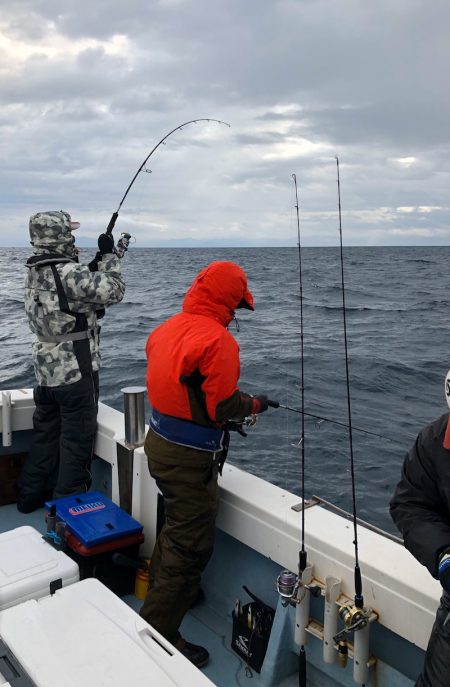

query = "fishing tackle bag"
[231,585,275,673]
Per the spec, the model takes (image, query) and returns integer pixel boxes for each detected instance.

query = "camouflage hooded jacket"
[25,211,125,387]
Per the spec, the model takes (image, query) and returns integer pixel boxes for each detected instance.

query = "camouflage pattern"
[29,210,78,258]
[25,211,125,386]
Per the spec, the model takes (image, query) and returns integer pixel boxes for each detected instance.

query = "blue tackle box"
[45,491,143,548]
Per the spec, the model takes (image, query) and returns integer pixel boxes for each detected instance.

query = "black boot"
[17,495,46,513]
[175,638,209,668]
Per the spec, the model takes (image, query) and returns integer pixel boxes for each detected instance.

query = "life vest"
[150,408,225,452]
[26,252,98,377]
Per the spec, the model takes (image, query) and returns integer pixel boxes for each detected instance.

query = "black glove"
[252,395,269,413]
[98,233,115,255]
[439,550,450,592]
[88,233,115,272]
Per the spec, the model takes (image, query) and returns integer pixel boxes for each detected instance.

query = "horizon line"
[2,243,450,249]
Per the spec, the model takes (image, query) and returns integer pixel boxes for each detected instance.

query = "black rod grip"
[299,549,307,573]
[267,399,280,408]
[106,212,119,235]
[354,564,364,608]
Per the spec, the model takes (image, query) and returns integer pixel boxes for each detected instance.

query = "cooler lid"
[45,491,143,547]
[0,578,216,687]
[0,526,79,604]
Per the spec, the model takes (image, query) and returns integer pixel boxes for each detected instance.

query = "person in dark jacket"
[18,211,127,513]
[140,261,271,668]
[390,376,450,687]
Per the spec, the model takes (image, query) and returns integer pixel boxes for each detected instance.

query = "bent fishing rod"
[105,118,230,235]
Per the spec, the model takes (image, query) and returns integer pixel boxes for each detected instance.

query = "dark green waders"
[139,429,220,644]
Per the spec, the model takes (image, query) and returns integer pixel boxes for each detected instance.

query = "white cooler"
[0,577,216,687]
[0,526,79,610]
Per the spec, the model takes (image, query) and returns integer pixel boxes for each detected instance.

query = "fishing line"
[270,401,404,444]
[105,118,230,234]
[336,156,363,609]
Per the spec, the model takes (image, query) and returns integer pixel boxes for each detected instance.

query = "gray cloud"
[1,0,450,246]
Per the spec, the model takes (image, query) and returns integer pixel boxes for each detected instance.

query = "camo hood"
[29,211,77,257]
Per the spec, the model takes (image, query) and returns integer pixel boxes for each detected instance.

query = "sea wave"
[1,245,449,533]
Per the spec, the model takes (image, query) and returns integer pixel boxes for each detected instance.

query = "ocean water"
[1,245,449,534]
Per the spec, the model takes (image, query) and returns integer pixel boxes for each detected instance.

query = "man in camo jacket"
[17,210,126,513]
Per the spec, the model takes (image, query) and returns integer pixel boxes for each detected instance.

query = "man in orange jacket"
[140,261,271,668]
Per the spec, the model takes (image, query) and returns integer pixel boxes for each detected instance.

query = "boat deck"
[0,393,425,687]
[1,504,304,687]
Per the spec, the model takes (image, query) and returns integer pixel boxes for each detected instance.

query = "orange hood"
[182,261,254,326]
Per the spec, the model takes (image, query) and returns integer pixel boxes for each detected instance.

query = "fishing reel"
[277,570,299,607]
[276,569,321,607]
[225,414,258,437]
[115,232,134,258]
[244,414,258,428]
[332,602,371,671]
[336,603,369,636]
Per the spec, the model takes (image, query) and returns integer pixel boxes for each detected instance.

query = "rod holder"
[1,392,12,447]
[323,576,341,664]
[353,621,370,684]
[121,386,146,448]
[295,563,313,646]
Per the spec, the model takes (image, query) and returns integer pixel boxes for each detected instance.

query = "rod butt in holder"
[353,622,370,684]
[295,563,313,647]
[121,386,146,448]
[323,576,341,664]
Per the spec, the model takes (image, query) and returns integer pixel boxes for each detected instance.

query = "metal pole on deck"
[1,392,12,447]
[122,386,147,448]
[118,386,147,514]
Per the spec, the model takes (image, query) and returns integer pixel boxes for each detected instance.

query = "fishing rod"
[335,156,363,610]
[274,176,311,686]
[292,174,307,572]
[104,118,230,235]
[268,400,401,444]
[292,173,307,687]
[332,157,372,685]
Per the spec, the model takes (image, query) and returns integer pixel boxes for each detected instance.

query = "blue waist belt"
[150,409,225,452]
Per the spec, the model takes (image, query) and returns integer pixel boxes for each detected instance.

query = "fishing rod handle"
[267,399,280,408]
[106,212,119,235]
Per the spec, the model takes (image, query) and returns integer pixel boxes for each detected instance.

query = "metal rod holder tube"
[1,392,12,447]
[121,386,146,448]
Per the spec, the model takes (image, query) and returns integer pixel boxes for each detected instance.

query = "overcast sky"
[1,0,449,247]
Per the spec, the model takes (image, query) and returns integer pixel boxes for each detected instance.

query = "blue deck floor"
[1,504,417,687]
[2,504,297,687]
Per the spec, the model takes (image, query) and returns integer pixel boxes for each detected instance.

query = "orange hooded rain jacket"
[146,261,260,429]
